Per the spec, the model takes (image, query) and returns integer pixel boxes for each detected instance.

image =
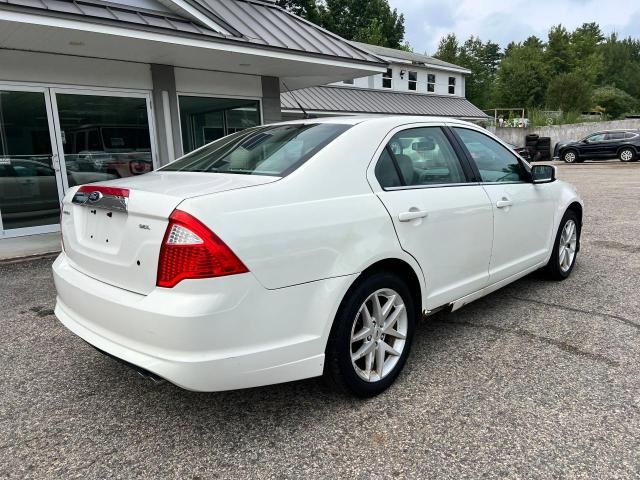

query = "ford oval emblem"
[88,191,103,203]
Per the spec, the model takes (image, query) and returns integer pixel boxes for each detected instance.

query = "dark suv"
[555,130,640,163]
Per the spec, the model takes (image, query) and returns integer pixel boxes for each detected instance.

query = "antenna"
[281,80,312,119]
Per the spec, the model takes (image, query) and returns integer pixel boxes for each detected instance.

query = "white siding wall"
[0,50,152,89]
[333,64,466,97]
[174,68,263,98]
[0,51,265,99]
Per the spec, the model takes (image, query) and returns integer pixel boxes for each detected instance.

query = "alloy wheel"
[558,219,578,273]
[564,151,576,163]
[620,149,634,162]
[350,289,408,382]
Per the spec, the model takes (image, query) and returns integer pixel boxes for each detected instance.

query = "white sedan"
[53,116,583,397]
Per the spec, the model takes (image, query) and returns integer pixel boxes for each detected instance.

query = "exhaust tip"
[89,343,166,385]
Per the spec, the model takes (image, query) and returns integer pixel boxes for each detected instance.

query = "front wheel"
[544,211,580,280]
[562,150,578,163]
[619,148,635,162]
[324,272,416,397]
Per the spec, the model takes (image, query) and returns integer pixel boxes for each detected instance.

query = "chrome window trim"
[480,181,529,186]
[384,182,480,191]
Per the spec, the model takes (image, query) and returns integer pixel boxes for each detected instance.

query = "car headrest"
[395,154,414,184]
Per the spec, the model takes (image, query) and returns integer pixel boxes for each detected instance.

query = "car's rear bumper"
[53,253,355,391]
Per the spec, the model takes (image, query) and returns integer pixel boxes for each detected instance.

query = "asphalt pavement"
[1,160,639,479]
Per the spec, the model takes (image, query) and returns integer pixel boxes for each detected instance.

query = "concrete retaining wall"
[488,119,640,150]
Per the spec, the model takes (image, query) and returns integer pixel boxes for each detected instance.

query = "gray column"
[261,76,282,124]
[151,64,183,165]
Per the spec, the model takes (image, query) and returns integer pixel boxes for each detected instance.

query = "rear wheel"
[563,150,578,163]
[544,210,580,280]
[324,272,416,397]
[619,148,635,162]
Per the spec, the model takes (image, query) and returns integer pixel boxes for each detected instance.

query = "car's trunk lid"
[61,172,278,295]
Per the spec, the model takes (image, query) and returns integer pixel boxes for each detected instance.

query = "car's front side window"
[453,127,527,183]
[586,133,606,143]
[375,127,467,189]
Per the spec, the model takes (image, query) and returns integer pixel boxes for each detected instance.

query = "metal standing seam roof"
[0,0,385,64]
[0,0,219,37]
[281,86,489,119]
[194,0,383,63]
[351,41,471,73]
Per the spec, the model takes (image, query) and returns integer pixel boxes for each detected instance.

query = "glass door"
[50,89,155,190]
[0,86,64,236]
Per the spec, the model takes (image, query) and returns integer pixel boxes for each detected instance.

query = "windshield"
[161,123,352,176]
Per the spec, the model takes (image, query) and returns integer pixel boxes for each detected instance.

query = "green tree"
[592,85,638,118]
[571,22,604,82]
[546,25,573,75]
[493,36,549,107]
[545,72,592,112]
[457,36,502,109]
[599,34,640,99]
[278,0,407,49]
[433,33,459,63]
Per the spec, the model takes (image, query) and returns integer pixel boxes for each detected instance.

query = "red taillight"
[156,210,248,288]
[78,185,130,197]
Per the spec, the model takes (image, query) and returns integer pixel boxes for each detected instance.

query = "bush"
[592,86,639,119]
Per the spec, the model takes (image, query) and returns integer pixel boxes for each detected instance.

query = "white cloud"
[388,0,640,54]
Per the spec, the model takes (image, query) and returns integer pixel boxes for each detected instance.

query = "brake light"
[156,210,248,288]
[78,185,129,197]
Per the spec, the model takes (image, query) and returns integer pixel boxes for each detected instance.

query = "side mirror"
[531,164,556,184]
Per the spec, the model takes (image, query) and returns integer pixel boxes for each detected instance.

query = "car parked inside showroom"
[555,129,640,163]
[53,116,584,397]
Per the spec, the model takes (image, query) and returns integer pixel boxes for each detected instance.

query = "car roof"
[272,115,480,128]
[590,129,638,134]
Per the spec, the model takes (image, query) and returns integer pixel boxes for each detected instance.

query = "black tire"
[544,210,580,280]
[562,149,579,163]
[618,147,635,162]
[324,271,416,397]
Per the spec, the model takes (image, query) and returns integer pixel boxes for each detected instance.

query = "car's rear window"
[161,123,352,176]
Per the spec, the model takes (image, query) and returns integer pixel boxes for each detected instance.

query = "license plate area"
[83,207,127,249]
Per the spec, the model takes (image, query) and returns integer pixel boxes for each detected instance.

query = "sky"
[388,0,640,55]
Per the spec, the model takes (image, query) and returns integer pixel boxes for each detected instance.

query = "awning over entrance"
[281,86,489,120]
[0,0,386,89]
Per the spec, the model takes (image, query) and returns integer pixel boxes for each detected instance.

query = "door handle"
[496,198,513,209]
[398,210,428,222]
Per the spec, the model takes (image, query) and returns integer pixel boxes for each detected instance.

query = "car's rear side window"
[605,132,625,140]
[161,123,351,176]
[375,127,467,188]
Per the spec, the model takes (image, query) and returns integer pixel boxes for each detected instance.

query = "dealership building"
[0,0,483,257]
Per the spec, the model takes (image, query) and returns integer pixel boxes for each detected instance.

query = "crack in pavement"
[435,319,620,367]
[508,296,640,331]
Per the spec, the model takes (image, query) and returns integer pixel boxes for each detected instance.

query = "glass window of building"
[408,71,418,91]
[448,77,456,94]
[0,90,60,230]
[382,68,393,89]
[427,74,436,92]
[56,94,153,187]
[179,96,261,154]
